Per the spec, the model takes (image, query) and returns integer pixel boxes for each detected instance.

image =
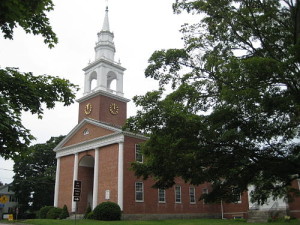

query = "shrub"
[46,207,63,219]
[93,202,121,221]
[86,211,94,220]
[39,206,54,219]
[59,205,69,219]
[84,204,92,219]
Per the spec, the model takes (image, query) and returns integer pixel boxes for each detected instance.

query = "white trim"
[72,153,79,212]
[77,88,129,103]
[189,187,196,204]
[158,189,166,203]
[135,182,144,202]
[118,142,124,209]
[92,148,99,210]
[175,186,181,203]
[53,157,60,207]
[54,118,122,151]
[55,132,125,158]
[135,144,143,163]
[82,58,126,73]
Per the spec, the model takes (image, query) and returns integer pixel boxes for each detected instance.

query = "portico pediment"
[54,118,123,155]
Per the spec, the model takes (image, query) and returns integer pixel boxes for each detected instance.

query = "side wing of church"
[53,7,300,220]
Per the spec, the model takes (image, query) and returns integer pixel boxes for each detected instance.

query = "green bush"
[84,204,92,219]
[59,205,69,219]
[86,211,94,220]
[93,202,121,221]
[39,206,54,219]
[46,207,63,219]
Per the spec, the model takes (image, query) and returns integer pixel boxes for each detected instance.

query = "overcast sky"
[0,0,199,184]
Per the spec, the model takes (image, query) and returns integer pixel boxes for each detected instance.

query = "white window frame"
[135,144,143,163]
[232,188,242,204]
[158,189,166,203]
[175,186,181,203]
[202,188,208,204]
[189,187,196,204]
[135,182,144,202]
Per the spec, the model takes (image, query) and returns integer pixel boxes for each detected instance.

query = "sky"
[0,0,199,184]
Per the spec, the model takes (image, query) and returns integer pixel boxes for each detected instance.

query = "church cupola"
[81,6,126,97]
[95,7,115,61]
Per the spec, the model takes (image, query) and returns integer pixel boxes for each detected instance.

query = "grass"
[1,218,298,225]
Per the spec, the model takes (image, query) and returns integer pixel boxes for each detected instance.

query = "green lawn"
[2,218,298,225]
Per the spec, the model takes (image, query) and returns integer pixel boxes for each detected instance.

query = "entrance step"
[67,214,84,220]
[247,210,269,223]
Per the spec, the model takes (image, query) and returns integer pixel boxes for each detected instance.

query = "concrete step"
[67,214,84,220]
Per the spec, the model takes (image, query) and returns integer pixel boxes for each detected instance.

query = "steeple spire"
[94,6,115,61]
[102,6,110,31]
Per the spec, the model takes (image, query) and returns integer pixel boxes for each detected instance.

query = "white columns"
[54,157,61,207]
[72,153,79,212]
[92,148,100,209]
[117,142,124,210]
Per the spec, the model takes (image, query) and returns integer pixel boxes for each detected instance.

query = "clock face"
[84,103,92,115]
[109,103,119,115]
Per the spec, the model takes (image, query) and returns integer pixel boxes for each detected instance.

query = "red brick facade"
[78,94,127,127]
[54,89,300,219]
[288,180,300,218]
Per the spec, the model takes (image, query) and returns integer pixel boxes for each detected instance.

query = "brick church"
[53,7,300,220]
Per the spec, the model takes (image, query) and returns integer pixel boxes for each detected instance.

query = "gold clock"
[84,103,92,115]
[109,103,119,115]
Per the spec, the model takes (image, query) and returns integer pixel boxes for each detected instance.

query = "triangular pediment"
[54,118,122,151]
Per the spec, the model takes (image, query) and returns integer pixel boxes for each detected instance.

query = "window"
[135,144,143,163]
[83,129,89,135]
[135,182,144,202]
[189,187,196,204]
[158,189,166,203]
[202,188,208,204]
[9,195,16,202]
[175,186,181,203]
[232,188,241,203]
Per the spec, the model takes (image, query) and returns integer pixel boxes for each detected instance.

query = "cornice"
[76,89,130,103]
[82,57,125,72]
[54,118,122,151]
[55,132,125,158]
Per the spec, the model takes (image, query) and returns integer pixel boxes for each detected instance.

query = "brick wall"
[57,155,74,210]
[63,123,114,147]
[288,179,300,218]
[222,192,249,219]
[77,150,95,213]
[78,95,127,127]
[98,144,119,204]
[122,136,221,216]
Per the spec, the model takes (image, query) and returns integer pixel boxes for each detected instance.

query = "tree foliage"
[125,0,300,204]
[0,0,57,48]
[12,136,64,213]
[0,1,79,159]
[0,68,78,159]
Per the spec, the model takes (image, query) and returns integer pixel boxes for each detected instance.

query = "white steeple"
[95,6,115,61]
[81,6,126,98]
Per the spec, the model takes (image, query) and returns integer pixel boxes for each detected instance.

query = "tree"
[0,0,79,159]
[125,0,300,204]
[0,0,57,48]
[12,136,64,213]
